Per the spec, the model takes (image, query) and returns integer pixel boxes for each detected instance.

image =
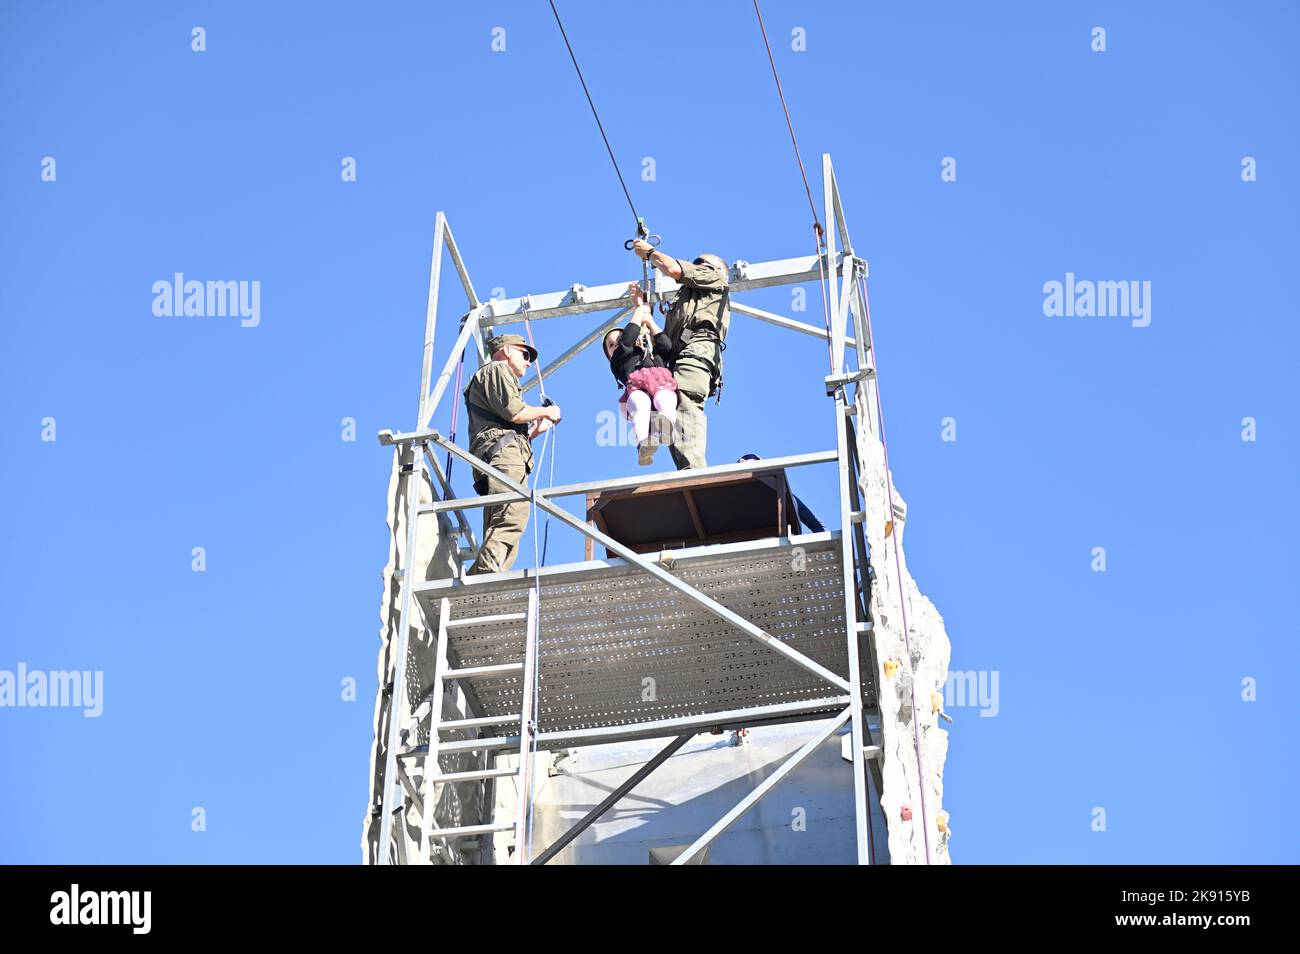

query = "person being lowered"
[603,282,679,467]
[629,240,730,470]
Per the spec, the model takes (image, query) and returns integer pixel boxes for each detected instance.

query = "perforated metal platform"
[413,532,853,741]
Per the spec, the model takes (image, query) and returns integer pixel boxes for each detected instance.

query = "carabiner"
[623,233,662,251]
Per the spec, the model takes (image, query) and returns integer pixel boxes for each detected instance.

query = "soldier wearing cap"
[629,241,730,470]
[463,333,562,575]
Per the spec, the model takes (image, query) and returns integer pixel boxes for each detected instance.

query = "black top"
[608,321,673,387]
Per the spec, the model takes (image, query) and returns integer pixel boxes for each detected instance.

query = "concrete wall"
[526,722,889,865]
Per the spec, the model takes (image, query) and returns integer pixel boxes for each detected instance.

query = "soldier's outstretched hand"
[631,239,655,260]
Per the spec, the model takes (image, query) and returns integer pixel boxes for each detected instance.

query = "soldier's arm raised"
[649,251,683,281]
[631,239,683,281]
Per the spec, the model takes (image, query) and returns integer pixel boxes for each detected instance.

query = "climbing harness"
[667,279,729,405]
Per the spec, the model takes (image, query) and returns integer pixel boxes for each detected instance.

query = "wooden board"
[584,470,800,559]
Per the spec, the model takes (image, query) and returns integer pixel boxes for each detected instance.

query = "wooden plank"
[584,492,596,561]
[616,527,790,555]
[682,489,707,542]
[584,469,798,558]
[776,478,785,535]
[591,472,760,506]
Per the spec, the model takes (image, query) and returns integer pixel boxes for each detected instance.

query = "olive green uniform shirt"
[464,360,534,475]
[663,258,730,369]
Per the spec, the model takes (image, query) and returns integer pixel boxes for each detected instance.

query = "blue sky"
[1,1,1296,864]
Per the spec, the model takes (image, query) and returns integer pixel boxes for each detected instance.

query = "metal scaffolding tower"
[367,154,891,865]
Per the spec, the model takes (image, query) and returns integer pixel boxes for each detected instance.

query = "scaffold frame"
[371,154,887,866]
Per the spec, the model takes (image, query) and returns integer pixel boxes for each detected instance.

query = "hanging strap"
[444,347,467,480]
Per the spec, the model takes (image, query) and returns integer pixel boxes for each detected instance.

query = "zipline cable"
[752,0,823,243]
[752,0,834,373]
[547,0,644,236]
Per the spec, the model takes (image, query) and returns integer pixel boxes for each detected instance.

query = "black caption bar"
[0,865,1283,940]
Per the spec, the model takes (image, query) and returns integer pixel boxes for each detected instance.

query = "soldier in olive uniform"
[630,240,730,470]
[463,334,563,575]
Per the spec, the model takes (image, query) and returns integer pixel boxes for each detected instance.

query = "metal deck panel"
[414,534,852,735]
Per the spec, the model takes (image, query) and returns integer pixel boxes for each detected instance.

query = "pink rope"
[522,315,546,401]
[444,348,466,479]
[858,272,934,865]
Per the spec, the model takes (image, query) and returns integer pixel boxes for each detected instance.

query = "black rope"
[547,0,642,234]
[753,0,824,246]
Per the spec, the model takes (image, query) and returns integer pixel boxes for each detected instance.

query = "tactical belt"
[471,431,531,493]
[482,429,529,461]
[466,399,531,492]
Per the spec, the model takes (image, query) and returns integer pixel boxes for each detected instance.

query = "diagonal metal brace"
[531,733,694,865]
[671,707,853,864]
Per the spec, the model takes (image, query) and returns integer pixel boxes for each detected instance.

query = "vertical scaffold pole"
[836,389,872,864]
[515,587,541,863]
[418,214,447,431]
[378,212,447,863]
[377,439,427,863]
[824,154,871,864]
